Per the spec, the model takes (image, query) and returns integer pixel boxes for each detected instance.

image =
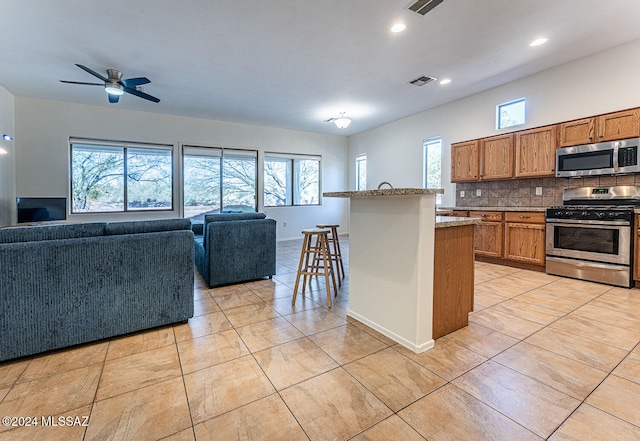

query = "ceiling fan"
[60,64,160,103]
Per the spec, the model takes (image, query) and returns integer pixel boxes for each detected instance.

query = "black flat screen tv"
[17,197,67,223]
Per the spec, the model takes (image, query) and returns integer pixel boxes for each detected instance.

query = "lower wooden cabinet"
[469,211,504,258]
[467,210,546,268]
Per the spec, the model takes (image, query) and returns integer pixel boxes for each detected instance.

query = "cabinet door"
[597,109,640,142]
[481,134,514,180]
[558,118,596,147]
[473,221,503,258]
[451,141,479,182]
[515,125,557,178]
[504,222,546,265]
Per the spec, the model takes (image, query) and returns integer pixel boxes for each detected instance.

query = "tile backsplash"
[455,174,640,207]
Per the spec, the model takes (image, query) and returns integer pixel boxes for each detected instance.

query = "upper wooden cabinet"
[515,125,557,178]
[558,108,640,147]
[451,140,479,182]
[558,118,596,147]
[480,134,514,180]
[597,109,640,142]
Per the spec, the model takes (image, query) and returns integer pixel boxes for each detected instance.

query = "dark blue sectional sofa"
[0,218,194,362]
[194,212,276,287]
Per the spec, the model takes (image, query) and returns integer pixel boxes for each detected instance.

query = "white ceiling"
[2,0,640,135]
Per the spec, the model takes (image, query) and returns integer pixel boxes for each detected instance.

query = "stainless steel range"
[546,186,640,288]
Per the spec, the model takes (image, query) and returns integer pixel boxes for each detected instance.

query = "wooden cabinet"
[433,224,475,339]
[597,109,640,142]
[480,134,514,180]
[451,140,479,182]
[469,211,503,258]
[451,210,469,217]
[515,125,557,178]
[504,212,546,266]
[558,108,640,147]
[558,118,596,147]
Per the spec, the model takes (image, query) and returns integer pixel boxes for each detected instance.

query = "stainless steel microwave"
[556,137,640,177]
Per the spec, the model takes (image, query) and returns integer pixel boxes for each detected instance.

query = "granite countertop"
[441,206,547,212]
[324,188,443,198]
[435,216,482,228]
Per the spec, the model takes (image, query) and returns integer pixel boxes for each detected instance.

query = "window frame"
[356,154,367,191]
[182,145,258,216]
[496,97,526,130]
[69,138,174,214]
[263,152,321,207]
[423,136,442,205]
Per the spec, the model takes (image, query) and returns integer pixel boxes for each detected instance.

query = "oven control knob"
[581,211,588,218]
[595,212,605,219]
[608,212,616,219]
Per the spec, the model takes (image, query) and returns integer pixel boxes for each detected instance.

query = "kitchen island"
[324,188,479,353]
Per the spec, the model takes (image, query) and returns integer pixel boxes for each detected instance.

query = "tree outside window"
[71,142,172,213]
[264,154,320,206]
[182,146,257,218]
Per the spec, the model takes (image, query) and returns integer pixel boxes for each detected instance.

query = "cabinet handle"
[518,215,530,219]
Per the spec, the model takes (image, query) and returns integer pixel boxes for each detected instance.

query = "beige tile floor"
[1,237,640,440]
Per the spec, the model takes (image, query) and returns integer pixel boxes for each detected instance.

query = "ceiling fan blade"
[121,77,150,88]
[108,94,120,104]
[123,87,160,103]
[75,64,108,82]
[60,80,104,86]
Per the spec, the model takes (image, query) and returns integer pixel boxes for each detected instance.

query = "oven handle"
[545,218,631,226]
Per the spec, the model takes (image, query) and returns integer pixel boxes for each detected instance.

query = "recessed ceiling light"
[529,37,548,47]
[391,23,406,33]
[439,78,451,85]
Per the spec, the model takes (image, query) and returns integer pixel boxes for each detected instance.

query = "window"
[424,137,442,205]
[497,98,526,129]
[356,154,367,191]
[264,153,320,206]
[183,146,257,217]
[71,140,173,213]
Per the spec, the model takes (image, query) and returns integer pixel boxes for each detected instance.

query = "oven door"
[545,220,631,265]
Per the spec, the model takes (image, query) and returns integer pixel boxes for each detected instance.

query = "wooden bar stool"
[316,224,345,286]
[292,228,338,308]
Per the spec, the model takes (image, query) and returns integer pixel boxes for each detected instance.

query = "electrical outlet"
[460,190,465,198]
[282,222,287,227]
[535,186,543,196]
[476,189,482,196]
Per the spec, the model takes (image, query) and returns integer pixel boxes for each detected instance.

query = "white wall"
[349,38,640,207]
[0,85,16,226]
[14,97,348,239]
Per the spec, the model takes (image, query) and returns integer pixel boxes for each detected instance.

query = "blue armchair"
[194,212,277,287]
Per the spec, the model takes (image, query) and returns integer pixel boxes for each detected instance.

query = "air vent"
[409,76,436,87]
[407,0,444,15]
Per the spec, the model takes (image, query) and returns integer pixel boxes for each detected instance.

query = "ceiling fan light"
[333,113,351,129]
[105,83,124,96]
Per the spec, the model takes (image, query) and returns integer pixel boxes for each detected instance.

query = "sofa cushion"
[0,222,107,244]
[191,221,204,236]
[203,212,266,248]
[105,218,192,236]
[204,212,266,223]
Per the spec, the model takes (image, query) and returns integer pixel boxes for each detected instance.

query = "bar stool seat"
[316,224,345,286]
[292,228,338,308]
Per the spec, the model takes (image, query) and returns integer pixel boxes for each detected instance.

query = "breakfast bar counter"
[324,188,479,352]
